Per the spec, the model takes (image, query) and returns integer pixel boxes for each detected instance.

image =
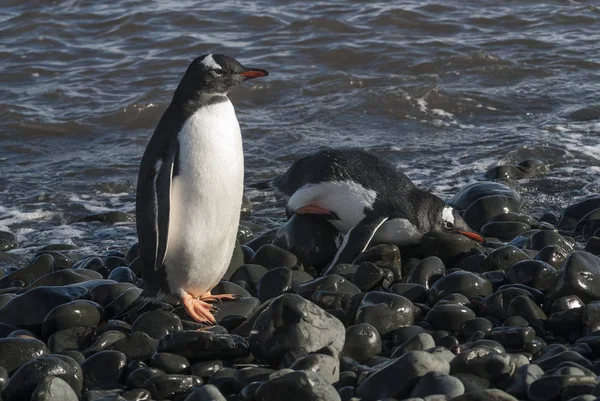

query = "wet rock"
[527,230,573,252]
[534,245,569,269]
[558,197,600,230]
[255,370,340,401]
[0,337,49,374]
[489,326,536,351]
[126,366,164,389]
[450,182,521,211]
[426,303,476,333]
[0,254,54,288]
[131,310,182,340]
[574,208,600,237]
[585,237,600,256]
[461,318,493,338]
[158,330,249,361]
[30,376,79,401]
[143,374,202,400]
[355,292,415,336]
[256,267,293,303]
[406,257,446,288]
[42,300,103,339]
[450,348,514,381]
[150,352,189,374]
[2,354,83,401]
[107,267,137,284]
[249,294,345,367]
[0,285,89,333]
[410,371,465,398]
[289,354,339,383]
[419,233,483,265]
[390,283,428,303]
[105,332,158,362]
[295,274,360,299]
[507,296,546,335]
[215,297,260,327]
[77,211,133,224]
[104,287,142,319]
[229,264,269,290]
[453,389,518,401]
[481,288,535,320]
[527,375,596,401]
[233,367,275,391]
[18,269,102,294]
[341,323,381,364]
[463,195,521,232]
[481,221,532,242]
[352,262,386,291]
[73,257,111,279]
[356,351,450,399]
[429,271,492,304]
[0,231,17,252]
[81,350,127,392]
[552,251,600,303]
[505,260,558,292]
[48,327,97,353]
[392,333,436,357]
[184,384,227,401]
[84,330,127,353]
[535,350,593,371]
[480,246,531,273]
[272,214,339,271]
[506,363,544,399]
[211,281,251,298]
[250,244,300,270]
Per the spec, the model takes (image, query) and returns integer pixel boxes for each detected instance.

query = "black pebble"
[107,267,137,284]
[0,337,49,374]
[158,330,249,362]
[42,300,104,339]
[81,350,127,392]
[150,352,189,374]
[132,310,182,340]
[355,292,415,336]
[106,332,158,362]
[30,376,78,401]
[256,267,293,303]
[250,244,300,270]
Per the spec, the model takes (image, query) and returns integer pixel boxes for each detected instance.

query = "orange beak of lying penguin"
[455,229,485,243]
[240,69,269,79]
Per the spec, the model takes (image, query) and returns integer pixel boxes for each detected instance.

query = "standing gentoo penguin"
[136,54,268,324]
[273,149,484,273]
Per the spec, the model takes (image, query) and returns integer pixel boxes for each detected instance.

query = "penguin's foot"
[181,292,217,325]
[198,291,240,304]
[296,204,330,215]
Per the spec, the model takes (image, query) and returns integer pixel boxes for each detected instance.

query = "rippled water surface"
[1,0,600,262]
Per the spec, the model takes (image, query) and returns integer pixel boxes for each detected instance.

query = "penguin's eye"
[444,221,454,230]
[211,68,224,76]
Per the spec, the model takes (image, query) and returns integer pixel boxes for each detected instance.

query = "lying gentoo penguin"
[273,148,484,272]
[136,54,268,324]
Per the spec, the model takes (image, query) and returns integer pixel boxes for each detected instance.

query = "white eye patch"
[442,206,455,225]
[200,54,220,70]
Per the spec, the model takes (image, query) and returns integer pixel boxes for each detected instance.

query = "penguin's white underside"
[287,180,422,245]
[163,99,244,297]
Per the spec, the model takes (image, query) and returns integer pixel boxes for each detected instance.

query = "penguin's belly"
[164,100,243,297]
[287,180,377,233]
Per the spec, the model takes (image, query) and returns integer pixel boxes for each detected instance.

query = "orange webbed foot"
[198,291,241,304]
[181,292,217,325]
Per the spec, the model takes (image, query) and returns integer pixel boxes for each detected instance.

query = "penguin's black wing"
[154,146,176,270]
[322,214,389,274]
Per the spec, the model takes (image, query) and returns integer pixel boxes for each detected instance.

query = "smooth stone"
[2,354,82,401]
[341,323,382,364]
[410,371,464,398]
[189,360,223,379]
[583,301,600,334]
[183,384,227,401]
[419,233,483,266]
[535,351,593,371]
[150,352,189,374]
[480,288,535,320]
[81,350,127,392]
[356,351,450,399]
[575,209,600,237]
[505,260,558,292]
[311,290,352,311]
[0,337,49,374]
[34,251,73,270]
[158,330,249,361]
[233,367,275,392]
[73,257,110,278]
[461,318,493,338]
[463,195,521,232]
[585,237,600,256]
[105,332,158,362]
[131,310,182,340]
[406,257,446,289]
[102,320,132,335]
[352,262,386,291]
[211,281,252,298]
[452,389,518,401]
[104,287,142,319]
[392,333,436,358]
[489,326,536,351]
[0,231,17,252]
[0,285,89,333]
[479,246,531,273]
[485,164,528,180]
[229,264,269,290]
[450,182,521,211]
[393,325,428,345]
[249,294,345,367]
[215,297,260,327]
[481,221,531,242]
[255,370,340,401]
[18,269,102,293]
[256,267,293,303]
[107,267,137,284]
[558,197,600,230]
[83,330,127,354]
[507,296,547,335]
[454,254,487,273]
[451,349,515,381]
[390,283,428,303]
[527,375,596,401]
[289,354,340,384]
[125,367,164,389]
[244,228,278,252]
[272,214,339,271]
[425,304,476,334]
[488,212,537,226]
[452,373,490,393]
[48,327,97,353]
[30,376,79,401]
[90,283,136,306]
[207,366,237,395]
[429,271,493,304]
[77,211,133,224]
[527,230,573,252]
[250,244,300,270]
[355,292,415,336]
[295,275,360,299]
[143,374,202,400]
[0,295,15,309]
[42,300,103,339]
[506,363,544,398]
[552,251,600,303]
[0,254,54,288]
[548,295,585,315]
[535,245,569,269]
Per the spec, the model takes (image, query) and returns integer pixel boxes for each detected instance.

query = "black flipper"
[154,146,176,270]
[323,214,389,275]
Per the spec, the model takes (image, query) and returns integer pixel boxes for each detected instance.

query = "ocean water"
[1,0,600,264]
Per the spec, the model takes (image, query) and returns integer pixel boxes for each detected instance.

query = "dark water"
[1,0,600,263]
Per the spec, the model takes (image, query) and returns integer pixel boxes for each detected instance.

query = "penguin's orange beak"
[457,230,485,243]
[240,68,269,79]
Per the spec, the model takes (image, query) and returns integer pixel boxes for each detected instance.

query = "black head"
[418,191,485,243]
[175,54,268,98]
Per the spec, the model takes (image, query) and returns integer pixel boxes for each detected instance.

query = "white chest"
[164,100,244,296]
